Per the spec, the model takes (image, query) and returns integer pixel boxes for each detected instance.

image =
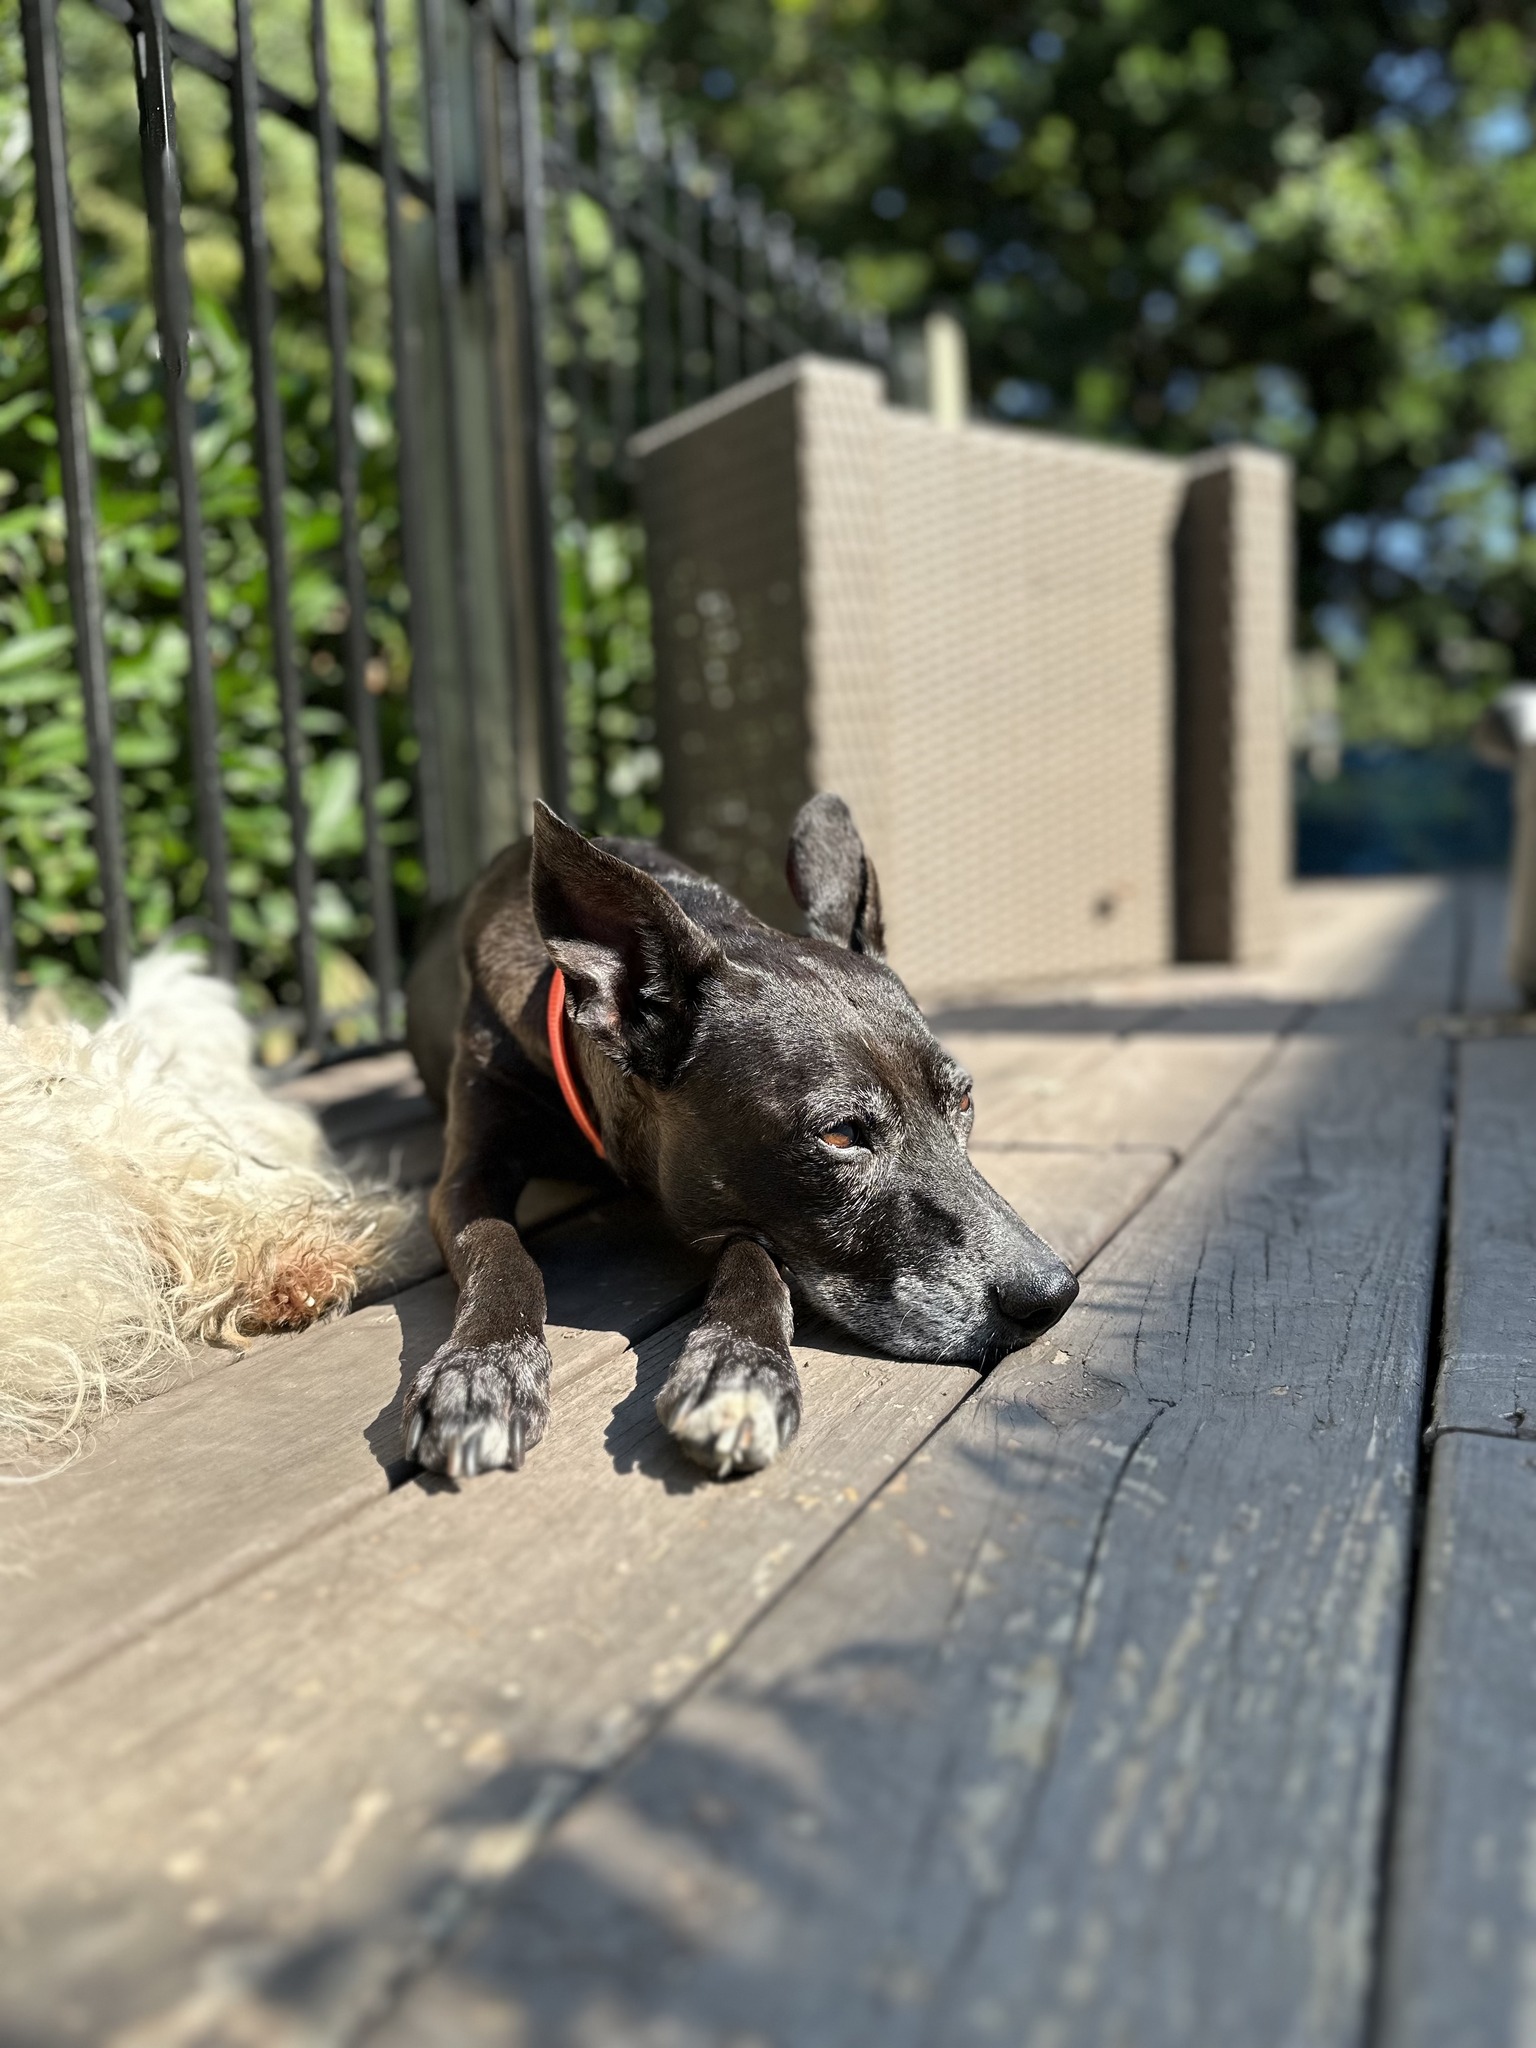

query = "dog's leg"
[404,1066,550,1478]
[656,1240,800,1478]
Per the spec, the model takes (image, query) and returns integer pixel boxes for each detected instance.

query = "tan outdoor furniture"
[1473,683,1536,1004]
[634,356,1292,997]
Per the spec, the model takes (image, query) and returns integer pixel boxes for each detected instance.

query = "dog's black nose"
[992,1264,1079,1345]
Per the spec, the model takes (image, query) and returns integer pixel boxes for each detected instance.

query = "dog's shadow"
[604,1358,714,1496]
[363,1280,455,1492]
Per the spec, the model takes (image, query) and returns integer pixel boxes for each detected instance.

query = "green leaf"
[303,748,363,860]
[0,625,75,679]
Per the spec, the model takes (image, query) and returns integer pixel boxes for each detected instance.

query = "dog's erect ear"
[785,793,885,958]
[531,803,720,1078]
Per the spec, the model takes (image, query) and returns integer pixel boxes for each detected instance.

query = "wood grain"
[0,1199,707,1717]
[973,1141,1174,1273]
[1430,1039,1536,1440]
[947,1000,1292,1157]
[1377,956,1536,2048]
[0,1006,1296,2043]
[1462,871,1516,1017]
[0,1322,983,2046]
[376,1010,1452,2048]
[1378,1431,1536,2048]
[0,879,1465,2046]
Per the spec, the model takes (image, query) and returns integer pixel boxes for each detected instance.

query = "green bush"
[0,0,661,1049]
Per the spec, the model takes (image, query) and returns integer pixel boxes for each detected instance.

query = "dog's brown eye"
[959,1092,972,1114]
[820,1121,861,1151]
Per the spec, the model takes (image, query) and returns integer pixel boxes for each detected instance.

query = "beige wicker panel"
[1227,448,1293,961]
[635,357,1293,992]
[634,362,812,927]
[1176,447,1292,963]
[881,414,1182,995]
[794,362,893,875]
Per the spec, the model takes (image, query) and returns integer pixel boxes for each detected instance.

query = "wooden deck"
[2,876,1529,2048]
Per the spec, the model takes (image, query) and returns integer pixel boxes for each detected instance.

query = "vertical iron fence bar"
[20,0,132,991]
[230,0,323,1051]
[130,0,234,977]
[818,261,845,354]
[474,0,541,828]
[419,0,485,852]
[503,0,568,814]
[636,93,674,424]
[370,0,450,903]
[311,0,400,1038]
[738,189,770,375]
[673,131,708,403]
[708,157,741,391]
[793,247,821,343]
[592,57,635,483]
[550,10,592,524]
[764,213,798,365]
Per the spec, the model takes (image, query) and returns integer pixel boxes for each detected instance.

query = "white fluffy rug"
[0,952,416,1467]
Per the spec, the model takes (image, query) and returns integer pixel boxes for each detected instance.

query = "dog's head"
[531,795,1077,1364]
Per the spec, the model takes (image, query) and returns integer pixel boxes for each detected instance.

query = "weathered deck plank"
[0,1054,1312,2039]
[375,988,1454,2046]
[1462,870,1516,1017]
[0,1120,1218,2045]
[1429,1038,1536,1441]
[0,880,1460,2047]
[0,1322,989,2044]
[953,1004,1287,1154]
[0,984,1281,1707]
[973,1142,1175,1271]
[278,1048,444,1188]
[0,1200,706,1717]
[1376,911,1536,2048]
[1378,1431,1536,2048]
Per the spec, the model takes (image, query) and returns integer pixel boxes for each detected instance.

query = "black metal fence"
[11,0,886,1055]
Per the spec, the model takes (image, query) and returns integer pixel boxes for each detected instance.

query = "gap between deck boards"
[0,965,1295,1720]
[1371,877,1536,2048]
[366,891,1463,2048]
[0,880,1463,2048]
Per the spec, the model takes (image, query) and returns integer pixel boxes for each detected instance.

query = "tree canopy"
[645,0,1536,743]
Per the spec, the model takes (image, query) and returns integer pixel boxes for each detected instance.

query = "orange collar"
[546,966,606,1160]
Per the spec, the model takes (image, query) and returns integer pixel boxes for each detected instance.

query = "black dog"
[402,795,1077,1480]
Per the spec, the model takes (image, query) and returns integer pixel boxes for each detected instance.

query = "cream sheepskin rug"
[0,951,417,1467]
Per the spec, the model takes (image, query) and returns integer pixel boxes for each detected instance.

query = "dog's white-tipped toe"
[668,1384,782,1479]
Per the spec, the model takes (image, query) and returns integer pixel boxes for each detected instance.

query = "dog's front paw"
[403,1335,551,1478]
[656,1326,801,1479]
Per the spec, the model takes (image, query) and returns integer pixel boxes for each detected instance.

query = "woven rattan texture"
[795,364,893,871]
[1227,448,1292,962]
[1176,448,1292,963]
[881,413,1182,991]
[636,363,811,928]
[636,358,1292,990]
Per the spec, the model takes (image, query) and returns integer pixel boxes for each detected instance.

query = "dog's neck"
[546,969,606,1158]
[559,1008,660,1193]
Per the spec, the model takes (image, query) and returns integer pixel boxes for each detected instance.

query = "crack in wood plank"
[366,977,1456,2048]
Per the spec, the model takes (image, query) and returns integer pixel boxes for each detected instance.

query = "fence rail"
[11,0,886,1056]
